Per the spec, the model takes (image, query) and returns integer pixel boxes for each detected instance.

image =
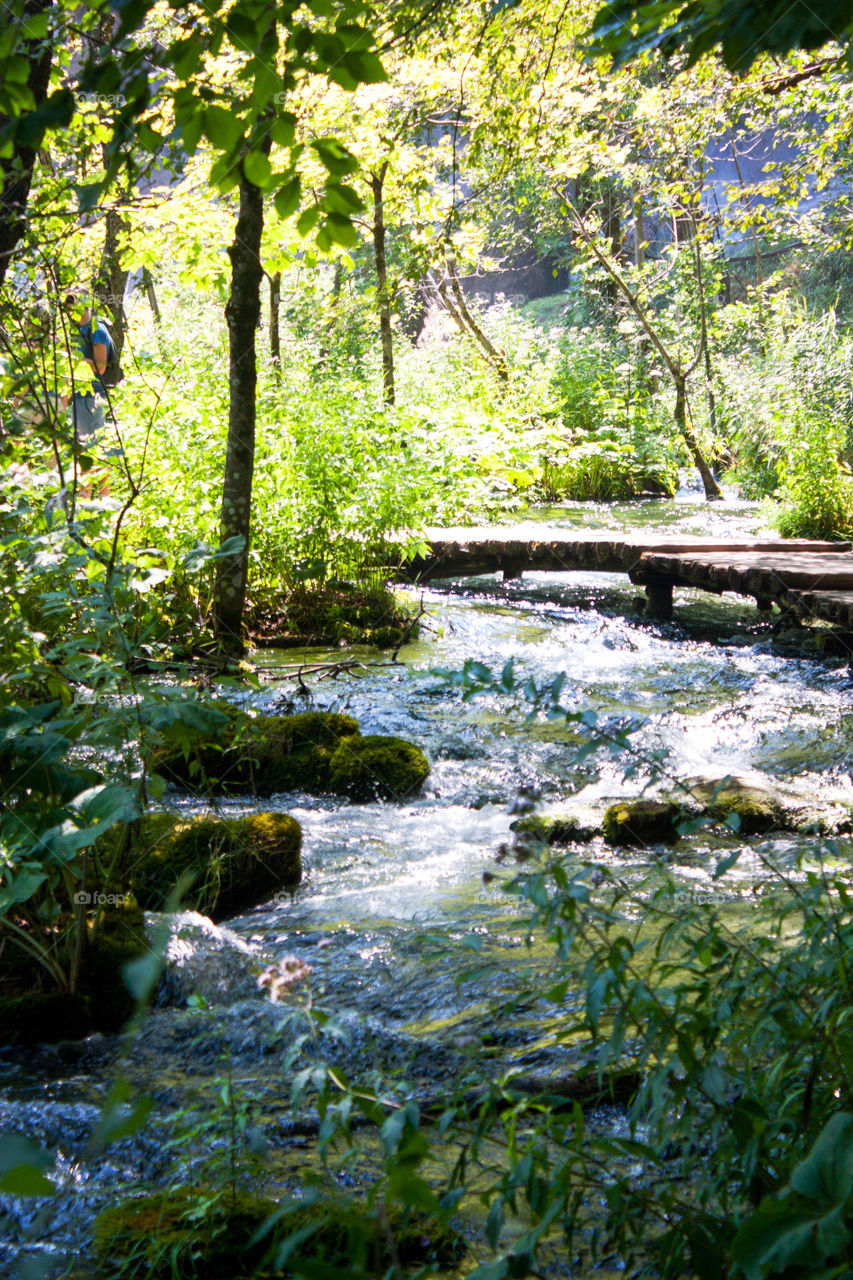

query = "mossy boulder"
[130,811,302,920]
[603,798,687,846]
[687,777,784,835]
[153,708,430,801]
[327,734,430,802]
[94,1188,276,1279]
[153,710,359,794]
[0,897,150,1045]
[511,807,604,845]
[94,1186,465,1279]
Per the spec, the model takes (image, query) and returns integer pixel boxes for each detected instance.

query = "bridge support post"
[644,580,674,619]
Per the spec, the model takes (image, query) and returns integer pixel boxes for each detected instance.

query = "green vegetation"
[3,0,853,1276]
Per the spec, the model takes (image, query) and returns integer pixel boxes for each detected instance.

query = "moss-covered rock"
[327,734,430,802]
[130,811,302,920]
[603,798,687,846]
[94,1186,465,1279]
[153,708,430,802]
[687,777,784,835]
[94,1188,276,1278]
[511,808,604,845]
[153,710,359,795]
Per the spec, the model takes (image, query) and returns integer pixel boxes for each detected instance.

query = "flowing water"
[3,492,853,1277]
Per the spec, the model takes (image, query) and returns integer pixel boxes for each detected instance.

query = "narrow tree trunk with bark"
[95,207,129,355]
[691,233,718,440]
[142,267,161,323]
[557,187,723,502]
[214,159,267,653]
[370,165,395,405]
[443,257,508,380]
[633,194,645,269]
[674,374,722,500]
[269,270,281,364]
[0,0,52,287]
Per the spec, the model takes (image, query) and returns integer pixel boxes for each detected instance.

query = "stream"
[3,492,853,1278]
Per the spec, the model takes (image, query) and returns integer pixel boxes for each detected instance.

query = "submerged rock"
[684,776,783,835]
[156,911,263,1007]
[153,708,430,801]
[131,811,302,921]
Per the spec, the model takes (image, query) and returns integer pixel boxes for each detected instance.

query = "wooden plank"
[639,551,853,593]
[405,529,851,581]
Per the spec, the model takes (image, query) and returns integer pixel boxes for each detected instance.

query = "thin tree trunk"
[633,194,645,269]
[444,256,508,380]
[213,155,267,654]
[674,374,722,500]
[603,184,621,304]
[142,267,161,323]
[731,135,765,334]
[691,231,718,440]
[269,271,281,363]
[370,164,395,405]
[0,0,52,287]
[95,207,129,356]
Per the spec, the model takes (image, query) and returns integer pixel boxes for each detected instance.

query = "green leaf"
[270,111,297,148]
[202,104,243,151]
[274,176,301,218]
[0,1136,54,1197]
[322,211,358,248]
[312,138,359,177]
[713,848,742,879]
[789,1113,853,1205]
[296,206,320,237]
[322,182,364,216]
[243,149,272,188]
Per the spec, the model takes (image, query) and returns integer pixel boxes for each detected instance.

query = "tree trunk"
[0,0,53,287]
[370,164,395,405]
[442,256,508,380]
[633,194,645,269]
[674,374,723,501]
[142,267,161,323]
[269,270,281,363]
[95,207,129,356]
[691,233,718,440]
[213,157,267,653]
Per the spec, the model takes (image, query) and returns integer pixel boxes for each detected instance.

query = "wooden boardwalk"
[400,526,853,625]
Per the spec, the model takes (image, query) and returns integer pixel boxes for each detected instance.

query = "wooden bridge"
[399,526,853,626]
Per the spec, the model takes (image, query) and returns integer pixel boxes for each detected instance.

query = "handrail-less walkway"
[398,526,853,624]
